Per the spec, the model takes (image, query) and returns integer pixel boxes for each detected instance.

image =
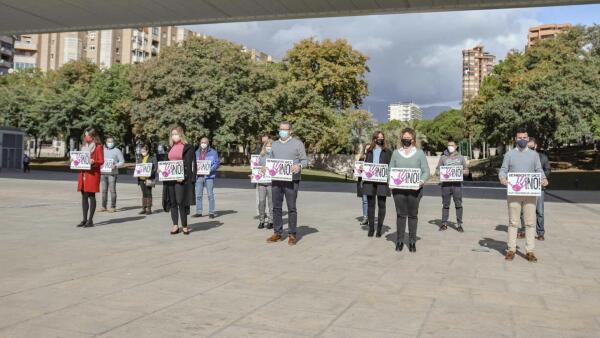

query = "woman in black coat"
[162,126,197,235]
[362,131,392,238]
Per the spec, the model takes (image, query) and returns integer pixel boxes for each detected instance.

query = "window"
[90,45,95,51]
[50,53,54,59]
[115,47,119,54]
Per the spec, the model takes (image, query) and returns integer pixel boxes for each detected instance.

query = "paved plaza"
[1,172,600,337]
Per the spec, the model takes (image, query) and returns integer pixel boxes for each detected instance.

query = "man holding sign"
[193,137,220,219]
[435,139,468,232]
[265,121,308,246]
[499,127,548,262]
[99,136,125,213]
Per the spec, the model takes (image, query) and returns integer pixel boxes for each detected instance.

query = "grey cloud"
[188,8,541,120]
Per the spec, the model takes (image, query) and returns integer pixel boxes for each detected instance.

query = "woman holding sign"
[162,126,197,235]
[137,144,158,215]
[362,131,392,238]
[76,127,104,228]
[389,128,430,252]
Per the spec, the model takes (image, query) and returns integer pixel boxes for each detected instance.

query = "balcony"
[0,59,13,68]
[14,41,37,51]
[0,46,14,56]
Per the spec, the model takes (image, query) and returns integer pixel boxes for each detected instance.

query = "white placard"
[250,155,261,169]
[265,159,294,182]
[157,160,185,181]
[507,173,542,196]
[361,163,388,183]
[439,165,463,182]
[100,159,114,173]
[133,163,153,178]
[353,161,364,178]
[389,168,421,190]
[196,160,212,175]
[251,167,272,184]
[70,151,91,170]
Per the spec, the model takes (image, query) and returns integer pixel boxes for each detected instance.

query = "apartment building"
[462,45,496,102]
[528,23,572,47]
[0,35,15,75]
[388,102,423,122]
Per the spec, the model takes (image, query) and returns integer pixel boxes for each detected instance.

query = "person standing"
[255,134,271,217]
[137,144,158,215]
[362,131,392,238]
[23,154,31,173]
[356,145,371,226]
[435,139,469,232]
[518,137,551,241]
[77,127,104,228]
[193,137,220,219]
[99,136,125,213]
[162,126,197,235]
[390,128,430,252]
[499,127,549,262]
[256,139,274,229]
[265,121,308,246]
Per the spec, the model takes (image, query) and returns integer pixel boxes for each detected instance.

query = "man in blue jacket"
[193,137,220,219]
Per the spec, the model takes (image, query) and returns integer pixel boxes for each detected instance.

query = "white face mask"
[171,134,181,143]
[265,147,272,153]
[141,150,148,156]
[447,146,456,153]
[200,143,208,149]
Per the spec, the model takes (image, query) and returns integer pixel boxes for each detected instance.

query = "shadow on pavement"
[495,224,508,232]
[214,210,238,217]
[296,225,319,241]
[189,221,224,233]
[95,216,146,226]
[385,231,422,244]
[478,237,506,256]
[428,219,460,231]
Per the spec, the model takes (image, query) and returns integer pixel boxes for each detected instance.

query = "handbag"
[145,178,156,188]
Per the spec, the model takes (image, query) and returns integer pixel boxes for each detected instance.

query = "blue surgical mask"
[279,130,289,139]
[107,143,115,149]
[516,139,528,148]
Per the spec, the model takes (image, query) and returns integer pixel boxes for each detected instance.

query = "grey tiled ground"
[1,176,600,337]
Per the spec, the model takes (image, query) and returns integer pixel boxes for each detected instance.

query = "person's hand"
[292,164,301,174]
[112,164,116,169]
[90,159,95,165]
[463,169,469,176]
[419,181,425,188]
[359,165,364,173]
[542,178,549,187]
[261,166,267,174]
[177,179,183,183]
[500,178,507,186]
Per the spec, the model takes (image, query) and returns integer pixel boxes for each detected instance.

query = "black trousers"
[139,181,153,198]
[392,188,423,244]
[81,192,96,222]
[272,180,299,235]
[367,195,386,232]
[168,183,188,227]
[441,184,463,225]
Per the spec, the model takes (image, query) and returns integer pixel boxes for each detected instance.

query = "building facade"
[388,102,423,122]
[13,26,202,71]
[0,35,15,75]
[527,23,572,47]
[462,45,496,103]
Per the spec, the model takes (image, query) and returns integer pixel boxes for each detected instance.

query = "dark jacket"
[162,144,197,212]
[539,152,551,178]
[361,147,392,197]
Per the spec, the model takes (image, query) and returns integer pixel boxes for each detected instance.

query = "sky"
[187,4,600,121]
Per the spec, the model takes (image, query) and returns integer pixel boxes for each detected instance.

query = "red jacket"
[77,144,104,193]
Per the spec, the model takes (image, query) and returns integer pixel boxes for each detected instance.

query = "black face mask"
[401,139,412,147]
[375,139,385,146]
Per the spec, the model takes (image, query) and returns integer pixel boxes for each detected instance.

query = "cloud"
[187,8,544,120]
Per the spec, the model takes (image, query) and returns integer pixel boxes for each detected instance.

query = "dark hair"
[528,136,536,144]
[447,137,455,143]
[516,126,528,135]
[83,127,101,144]
[369,130,387,150]
[140,143,153,155]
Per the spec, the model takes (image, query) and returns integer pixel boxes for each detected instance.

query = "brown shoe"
[526,252,538,262]
[517,232,525,239]
[98,207,107,212]
[535,235,545,241]
[266,234,282,243]
[107,208,116,213]
[505,251,515,261]
[288,234,297,246]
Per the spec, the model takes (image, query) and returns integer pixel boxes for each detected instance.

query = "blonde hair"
[260,139,273,156]
[169,125,188,146]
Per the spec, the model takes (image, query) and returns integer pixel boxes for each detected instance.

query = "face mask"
[265,147,272,153]
[84,135,93,143]
[447,146,456,153]
[106,143,114,149]
[141,150,148,156]
[200,143,208,149]
[279,130,289,139]
[516,139,528,148]
[375,139,385,146]
[172,134,181,143]
[401,139,412,147]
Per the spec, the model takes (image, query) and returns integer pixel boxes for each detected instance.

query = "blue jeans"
[519,190,545,235]
[195,177,215,215]
[362,194,368,218]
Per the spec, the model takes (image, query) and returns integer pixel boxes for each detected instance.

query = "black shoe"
[138,208,147,215]
[439,224,448,231]
[182,227,190,235]
[258,222,265,229]
[83,220,94,228]
[395,242,404,251]
[77,220,87,227]
[409,243,416,252]
[267,223,273,229]
[367,228,374,237]
[209,214,216,219]
[192,213,202,218]
[375,231,382,238]
[457,225,464,233]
